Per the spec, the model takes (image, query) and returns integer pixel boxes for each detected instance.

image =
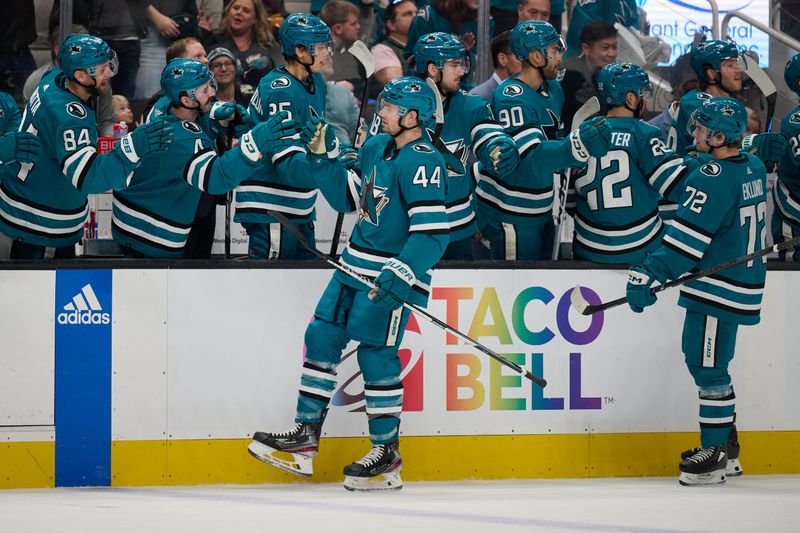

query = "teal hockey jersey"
[568,117,689,264]
[644,153,768,325]
[773,107,800,229]
[312,133,449,307]
[0,69,141,248]
[0,91,21,135]
[477,76,583,227]
[112,113,267,257]
[234,66,327,225]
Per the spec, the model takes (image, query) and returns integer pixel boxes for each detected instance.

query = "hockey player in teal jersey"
[568,63,689,264]
[413,32,519,259]
[234,13,332,260]
[626,97,766,486]
[771,54,800,261]
[111,59,299,258]
[248,78,448,492]
[477,20,612,260]
[0,34,174,260]
[404,1,495,90]
[668,41,741,155]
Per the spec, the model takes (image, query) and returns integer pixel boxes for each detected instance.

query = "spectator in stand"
[23,25,116,137]
[321,1,365,97]
[208,47,246,106]
[517,0,550,23]
[405,0,494,90]
[50,0,147,99]
[565,0,638,60]
[371,0,417,97]
[141,37,209,121]
[560,21,617,129]
[111,94,135,131]
[0,1,37,103]
[136,0,200,99]
[202,0,277,101]
[470,31,521,103]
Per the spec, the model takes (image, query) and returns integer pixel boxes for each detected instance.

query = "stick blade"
[570,96,600,132]
[569,285,592,316]
[425,77,445,125]
[348,40,375,77]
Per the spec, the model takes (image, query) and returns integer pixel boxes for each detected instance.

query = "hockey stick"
[738,54,777,132]
[424,77,467,175]
[224,107,239,259]
[551,96,601,260]
[268,209,547,387]
[329,41,375,259]
[569,235,800,316]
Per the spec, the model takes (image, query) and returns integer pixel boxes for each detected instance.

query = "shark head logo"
[171,67,184,78]
[358,167,389,225]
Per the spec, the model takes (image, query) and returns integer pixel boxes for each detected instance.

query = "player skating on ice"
[626,97,766,485]
[249,77,448,491]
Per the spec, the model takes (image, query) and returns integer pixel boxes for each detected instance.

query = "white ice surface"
[1,476,798,533]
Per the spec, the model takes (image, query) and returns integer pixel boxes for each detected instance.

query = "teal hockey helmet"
[379,76,436,124]
[58,34,118,81]
[690,40,739,80]
[688,96,747,144]
[597,63,652,106]
[279,13,332,58]
[413,32,469,75]
[510,20,564,62]
[160,59,216,104]
[785,53,800,95]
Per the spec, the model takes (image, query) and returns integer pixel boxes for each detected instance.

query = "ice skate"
[678,446,727,486]
[248,412,326,477]
[681,424,742,477]
[343,442,403,492]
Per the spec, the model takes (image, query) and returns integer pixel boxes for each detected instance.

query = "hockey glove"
[301,116,340,158]
[483,134,519,177]
[741,133,787,167]
[239,111,300,162]
[209,101,251,137]
[0,131,42,164]
[626,265,657,313]
[116,118,174,165]
[338,143,360,172]
[368,258,415,311]
[569,117,611,162]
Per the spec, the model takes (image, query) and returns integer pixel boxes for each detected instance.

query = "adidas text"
[57,309,110,325]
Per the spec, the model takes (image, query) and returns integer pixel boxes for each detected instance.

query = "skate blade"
[343,471,403,492]
[247,441,314,477]
[678,470,726,486]
[726,458,743,477]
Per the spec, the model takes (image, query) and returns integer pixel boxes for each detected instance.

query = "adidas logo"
[57,284,110,325]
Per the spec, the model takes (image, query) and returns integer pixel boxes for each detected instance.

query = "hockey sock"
[699,386,736,448]
[364,381,403,444]
[295,360,337,423]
